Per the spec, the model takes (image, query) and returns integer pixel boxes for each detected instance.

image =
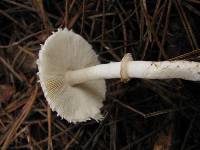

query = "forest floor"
[0,0,200,149]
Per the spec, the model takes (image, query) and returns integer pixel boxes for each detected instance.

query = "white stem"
[65,61,200,85]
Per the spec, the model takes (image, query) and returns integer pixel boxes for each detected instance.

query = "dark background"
[0,0,200,149]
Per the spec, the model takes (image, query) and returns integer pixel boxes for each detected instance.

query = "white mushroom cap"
[37,28,106,123]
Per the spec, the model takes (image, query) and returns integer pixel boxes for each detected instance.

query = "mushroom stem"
[65,60,200,85]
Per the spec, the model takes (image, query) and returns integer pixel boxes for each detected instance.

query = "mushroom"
[37,28,200,123]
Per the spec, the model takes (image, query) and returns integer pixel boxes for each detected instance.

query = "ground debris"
[0,84,15,102]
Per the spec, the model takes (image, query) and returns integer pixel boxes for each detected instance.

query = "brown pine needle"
[2,86,38,150]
